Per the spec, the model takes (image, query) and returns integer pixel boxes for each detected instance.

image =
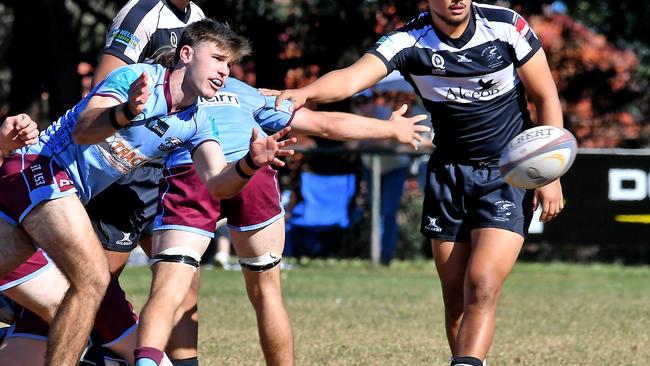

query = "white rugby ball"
[499,126,577,189]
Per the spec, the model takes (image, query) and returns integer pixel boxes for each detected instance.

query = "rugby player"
[0,18,294,366]
[135,69,429,365]
[265,1,565,365]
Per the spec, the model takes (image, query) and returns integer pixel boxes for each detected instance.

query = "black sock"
[171,357,199,366]
[451,356,483,366]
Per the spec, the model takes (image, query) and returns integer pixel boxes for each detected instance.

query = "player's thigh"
[0,337,46,366]
[432,239,471,290]
[0,220,35,278]
[230,218,285,258]
[468,228,524,283]
[21,195,108,282]
[3,265,68,323]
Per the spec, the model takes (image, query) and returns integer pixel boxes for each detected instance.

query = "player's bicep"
[517,48,557,101]
[191,141,227,185]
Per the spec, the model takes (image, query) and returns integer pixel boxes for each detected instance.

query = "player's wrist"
[235,159,254,180]
[108,104,136,130]
[243,152,261,171]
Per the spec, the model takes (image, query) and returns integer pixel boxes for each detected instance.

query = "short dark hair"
[173,18,251,64]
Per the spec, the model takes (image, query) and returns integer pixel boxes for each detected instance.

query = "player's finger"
[275,149,295,157]
[532,191,540,214]
[408,114,428,124]
[250,128,259,142]
[271,126,292,140]
[414,125,431,133]
[276,137,297,149]
[271,158,286,167]
[391,104,408,118]
[258,88,281,96]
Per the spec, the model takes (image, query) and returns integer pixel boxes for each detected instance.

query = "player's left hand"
[0,113,40,150]
[389,104,431,149]
[248,127,297,168]
[533,179,563,223]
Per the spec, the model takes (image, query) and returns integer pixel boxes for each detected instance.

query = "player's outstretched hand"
[258,88,307,112]
[533,179,564,223]
[389,104,431,149]
[127,72,149,117]
[248,127,297,168]
[0,113,39,150]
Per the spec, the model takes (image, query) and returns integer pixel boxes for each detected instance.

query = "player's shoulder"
[473,2,523,26]
[113,0,164,25]
[188,1,205,18]
[397,11,433,33]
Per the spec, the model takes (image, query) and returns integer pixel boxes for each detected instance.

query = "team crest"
[431,53,446,75]
[158,136,183,152]
[493,200,516,222]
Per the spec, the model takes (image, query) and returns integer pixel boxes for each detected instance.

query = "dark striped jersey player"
[104,0,205,65]
[267,1,565,365]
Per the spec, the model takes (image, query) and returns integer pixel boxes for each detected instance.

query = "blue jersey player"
[134,74,428,365]
[0,19,294,366]
[267,1,565,365]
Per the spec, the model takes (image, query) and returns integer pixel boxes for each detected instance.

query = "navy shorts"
[85,162,162,252]
[420,157,534,242]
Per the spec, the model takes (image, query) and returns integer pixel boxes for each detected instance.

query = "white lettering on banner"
[608,169,650,201]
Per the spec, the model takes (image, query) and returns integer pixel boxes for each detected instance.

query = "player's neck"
[168,68,196,112]
[169,0,190,12]
[431,15,471,39]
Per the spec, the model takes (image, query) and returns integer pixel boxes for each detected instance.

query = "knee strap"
[239,252,282,272]
[149,247,201,269]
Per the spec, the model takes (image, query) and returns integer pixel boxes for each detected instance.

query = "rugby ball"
[499,126,577,189]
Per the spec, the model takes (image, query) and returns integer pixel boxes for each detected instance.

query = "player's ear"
[178,45,194,64]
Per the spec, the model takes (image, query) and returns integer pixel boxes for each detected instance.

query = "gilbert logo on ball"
[499,126,577,189]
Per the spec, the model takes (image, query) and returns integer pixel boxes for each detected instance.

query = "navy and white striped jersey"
[103,0,205,64]
[369,2,541,161]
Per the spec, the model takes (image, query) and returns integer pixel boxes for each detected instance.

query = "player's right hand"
[0,113,39,150]
[389,104,431,150]
[258,88,307,112]
[127,72,149,117]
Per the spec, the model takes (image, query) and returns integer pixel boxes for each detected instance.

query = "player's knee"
[239,251,282,273]
[149,247,202,270]
[467,278,501,308]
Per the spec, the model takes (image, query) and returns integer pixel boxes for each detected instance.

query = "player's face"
[187,42,232,99]
[429,0,472,28]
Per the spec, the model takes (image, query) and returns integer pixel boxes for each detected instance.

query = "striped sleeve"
[506,12,541,67]
[104,0,161,64]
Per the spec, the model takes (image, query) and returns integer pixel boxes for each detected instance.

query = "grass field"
[120,260,650,365]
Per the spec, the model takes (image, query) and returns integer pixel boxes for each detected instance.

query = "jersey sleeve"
[506,12,542,67]
[253,96,294,134]
[188,109,221,154]
[103,0,160,64]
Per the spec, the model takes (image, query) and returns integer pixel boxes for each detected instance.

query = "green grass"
[120,261,650,365]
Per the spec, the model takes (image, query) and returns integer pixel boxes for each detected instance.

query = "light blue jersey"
[22,63,219,204]
[163,78,293,168]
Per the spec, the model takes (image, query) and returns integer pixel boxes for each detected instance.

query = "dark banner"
[527,150,650,245]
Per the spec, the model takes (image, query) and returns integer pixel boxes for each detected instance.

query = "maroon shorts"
[154,164,284,237]
[0,249,51,291]
[0,153,76,224]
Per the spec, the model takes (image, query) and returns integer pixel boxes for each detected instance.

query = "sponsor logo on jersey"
[100,136,147,174]
[145,118,170,137]
[158,136,183,152]
[493,200,516,222]
[431,53,446,75]
[200,93,241,107]
[109,29,140,49]
[481,45,504,69]
[425,216,443,232]
[457,53,473,63]
[170,32,178,47]
[445,79,500,101]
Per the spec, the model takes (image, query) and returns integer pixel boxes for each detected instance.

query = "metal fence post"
[370,153,381,266]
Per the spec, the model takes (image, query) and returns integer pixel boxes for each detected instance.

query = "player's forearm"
[205,159,256,199]
[534,95,563,129]
[316,112,397,141]
[301,69,364,104]
[73,104,132,144]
